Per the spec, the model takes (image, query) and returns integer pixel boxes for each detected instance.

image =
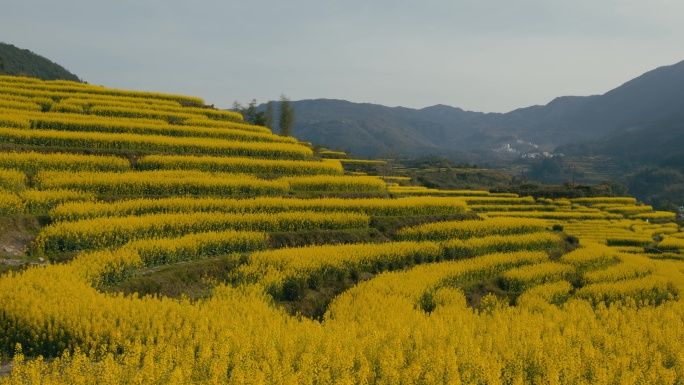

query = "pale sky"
[2,0,683,112]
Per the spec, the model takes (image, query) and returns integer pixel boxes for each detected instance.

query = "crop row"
[31,211,370,254]
[0,127,313,158]
[0,187,91,216]
[0,169,27,191]
[485,211,624,220]
[388,186,493,196]
[0,189,22,216]
[19,189,95,214]
[0,151,343,177]
[397,217,548,241]
[136,154,343,175]
[442,231,562,259]
[0,151,129,173]
[50,195,468,222]
[33,170,290,197]
[51,97,242,122]
[17,111,293,143]
[575,275,670,305]
[0,76,206,106]
[501,262,574,291]
[234,241,443,299]
[123,230,268,266]
[235,232,562,301]
[581,253,655,284]
[516,280,574,307]
[30,170,391,197]
[282,175,387,192]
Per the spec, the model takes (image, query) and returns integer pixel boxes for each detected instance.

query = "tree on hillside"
[0,57,4,74]
[278,94,295,137]
[264,101,275,130]
[245,99,266,126]
[600,180,629,196]
[231,99,267,126]
[527,157,564,181]
[627,167,684,205]
[231,101,243,114]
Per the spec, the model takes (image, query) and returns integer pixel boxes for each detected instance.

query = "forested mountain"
[289,59,684,164]
[0,42,81,82]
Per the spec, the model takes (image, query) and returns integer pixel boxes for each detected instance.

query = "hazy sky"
[2,0,683,112]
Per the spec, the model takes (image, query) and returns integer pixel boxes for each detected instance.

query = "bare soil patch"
[0,362,11,378]
[0,216,40,258]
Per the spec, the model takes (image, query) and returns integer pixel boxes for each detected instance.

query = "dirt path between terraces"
[0,362,12,377]
[0,217,40,259]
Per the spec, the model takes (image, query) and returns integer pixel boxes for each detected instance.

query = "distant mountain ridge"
[0,42,81,82]
[292,99,500,159]
[288,59,684,165]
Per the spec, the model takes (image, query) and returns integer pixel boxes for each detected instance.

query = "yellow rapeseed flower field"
[2,76,684,384]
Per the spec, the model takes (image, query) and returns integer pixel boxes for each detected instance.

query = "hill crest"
[0,42,81,82]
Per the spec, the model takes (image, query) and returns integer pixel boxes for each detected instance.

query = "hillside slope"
[1,76,683,383]
[289,60,684,162]
[292,99,489,159]
[559,113,684,166]
[0,42,81,82]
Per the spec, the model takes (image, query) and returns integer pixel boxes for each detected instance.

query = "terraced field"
[1,76,684,384]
